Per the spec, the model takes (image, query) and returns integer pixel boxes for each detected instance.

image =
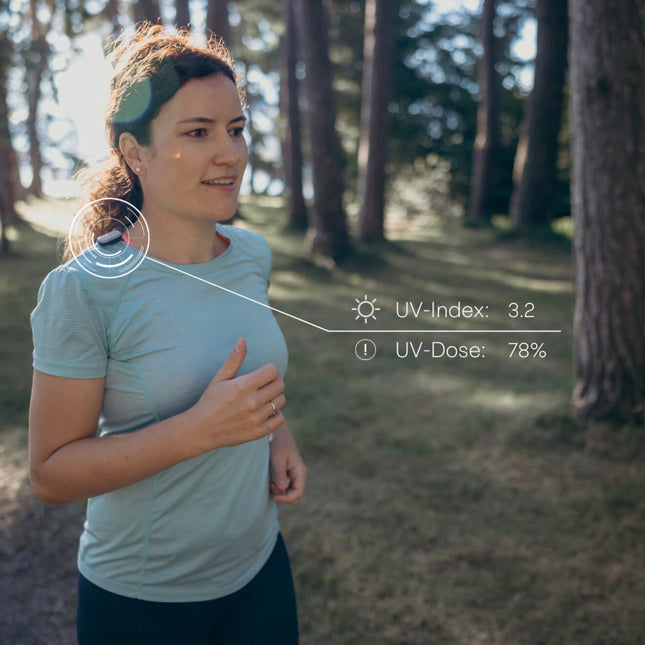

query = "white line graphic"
[146,256,562,335]
[96,254,134,269]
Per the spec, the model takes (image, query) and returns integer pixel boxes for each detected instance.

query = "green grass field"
[1,196,643,644]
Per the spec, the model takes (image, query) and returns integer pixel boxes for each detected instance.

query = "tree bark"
[174,0,191,30]
[26,0,55,198]
[206,0,233,50]
[279,0,308,230]
[25,38,46,197]
[468,0,500,224]
[133,0,161,25]
[0,28,16,253]
[358,0,394,242]
[570,0,645,423]
[510,0,568,229]
[294,0,350,261]
[6,134,22,201]
[105,0,120,37]
[247,109,259,195]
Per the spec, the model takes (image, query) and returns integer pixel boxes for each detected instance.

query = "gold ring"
[271,401,277,415]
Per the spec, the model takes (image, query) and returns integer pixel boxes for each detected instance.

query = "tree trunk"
[26,0,54,198]
[174,0,191,30]
[358,0,394,242]
[0,29,17,253]
[468,0,500,224]
[510,0,568,229]
[105,0,120,37]
[26,36,48,197]
[279,0,307,230]
[133,0,161,25]
[7,136,22,201]
[206,0,233,50]
[294,0,350,261]
[570,0,645,423]
[247,109,259,196]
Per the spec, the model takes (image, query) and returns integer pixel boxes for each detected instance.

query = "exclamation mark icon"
[355,339,377,361]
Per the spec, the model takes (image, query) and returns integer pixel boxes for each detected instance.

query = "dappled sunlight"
[238,194,283,214]
[387,154,465,224]
[16,197,76,238]
[0,426,31,529]
[268,271,310,291]
[5,226,20,242]
[486,271,573,294]
[268,284,312,304]
[468,389,555,413]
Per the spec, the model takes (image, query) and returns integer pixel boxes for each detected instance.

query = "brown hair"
[65,23,241,259]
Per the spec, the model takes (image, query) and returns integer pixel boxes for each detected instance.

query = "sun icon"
[352,295,380,324]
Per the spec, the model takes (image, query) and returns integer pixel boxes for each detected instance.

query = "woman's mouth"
[202,177,236,187]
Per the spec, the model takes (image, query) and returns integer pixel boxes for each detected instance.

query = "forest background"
[0,0,643,643]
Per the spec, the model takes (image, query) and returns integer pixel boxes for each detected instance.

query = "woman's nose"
[213,131,242,164]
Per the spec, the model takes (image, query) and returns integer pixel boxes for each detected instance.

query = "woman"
[29,23,306,644]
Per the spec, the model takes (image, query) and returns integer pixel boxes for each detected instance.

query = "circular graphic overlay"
[68,198,150,279]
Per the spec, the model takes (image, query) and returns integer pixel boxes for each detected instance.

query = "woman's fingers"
[271,470,306,505]
[192,353,288,451]
[261,409,286,437]
[262,394,286,420]
[212,338,247,382]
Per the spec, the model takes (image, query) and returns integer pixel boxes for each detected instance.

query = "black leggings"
[77,533,298,645]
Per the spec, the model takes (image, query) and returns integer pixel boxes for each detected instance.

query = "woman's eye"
[188,128,207,138]
[230,127,245,138]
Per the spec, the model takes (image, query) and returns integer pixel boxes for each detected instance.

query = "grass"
[1,195,644,644]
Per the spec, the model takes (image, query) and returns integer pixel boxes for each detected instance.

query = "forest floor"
[1,195,643,644]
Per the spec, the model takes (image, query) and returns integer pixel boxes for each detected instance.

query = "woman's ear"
[119,132,144,175]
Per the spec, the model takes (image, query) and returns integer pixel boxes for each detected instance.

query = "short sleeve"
[30,265,108,378]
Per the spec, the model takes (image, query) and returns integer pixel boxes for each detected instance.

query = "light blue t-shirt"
[30,224,288,602]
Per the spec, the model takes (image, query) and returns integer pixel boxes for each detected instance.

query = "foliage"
[390,0,536,210]
[0,0,544,213]
[387,153,464,224]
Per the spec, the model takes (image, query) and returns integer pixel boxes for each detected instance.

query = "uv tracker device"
[97,229,124,245]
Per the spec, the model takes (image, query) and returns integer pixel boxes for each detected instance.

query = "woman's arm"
[29,338,286,506]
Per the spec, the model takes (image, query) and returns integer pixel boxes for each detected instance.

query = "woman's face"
[136,74,248,228]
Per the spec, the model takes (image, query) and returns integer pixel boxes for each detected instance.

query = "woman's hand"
[188,338,287,454]
[269,421,307,505]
